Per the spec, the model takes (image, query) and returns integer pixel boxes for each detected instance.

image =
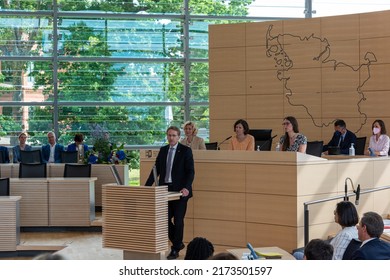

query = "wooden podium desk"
[0,196,21,251]
[140,150,390,253]
[10,177,96,227]
[0,163,128,208]
[102,184,181,260]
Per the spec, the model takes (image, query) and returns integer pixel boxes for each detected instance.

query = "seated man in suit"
[352,211,390,260]
[323,119,357,155]
[41,132,64,163]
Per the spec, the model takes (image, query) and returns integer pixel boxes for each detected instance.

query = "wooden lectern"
[102,184,180,260]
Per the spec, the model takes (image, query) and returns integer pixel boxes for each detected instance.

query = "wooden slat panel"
[10,180,48,226]
[246,70,284,95]
[247,94,283,119]
[320,14,359,41]
[102,185,168,253]
[360,11,390,39]
[0,199,19,251]
[246,21,283,47]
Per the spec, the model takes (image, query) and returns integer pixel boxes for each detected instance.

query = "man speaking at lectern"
[145,125,195,260]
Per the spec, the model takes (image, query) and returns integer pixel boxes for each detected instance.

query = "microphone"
[217,136,232,150]
[344,177,350,202]
[355,184,360,205]
[246,242,259,260]
[257,135,278,151]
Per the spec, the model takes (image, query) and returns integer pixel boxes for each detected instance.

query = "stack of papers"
[255,251,283,259]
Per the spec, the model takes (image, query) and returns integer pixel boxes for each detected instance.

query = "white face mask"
[373,127,381,135]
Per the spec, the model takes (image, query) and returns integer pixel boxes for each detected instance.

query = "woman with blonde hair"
[180,121,206,150]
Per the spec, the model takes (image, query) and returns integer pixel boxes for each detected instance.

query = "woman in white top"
[180,121,206,150]
[330,201,359,260]
[367,119,390,156]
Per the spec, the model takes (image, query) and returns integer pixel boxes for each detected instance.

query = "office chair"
[205,142,218,150]
[63,163,91,177]
[0,150,6,163]
[306,141,324,157]
[255,140,272,151]
[354,137,366,155]
[61,151,78,163]
[19,163,47,178]
[0,177,10,196]
[20,150,43,164]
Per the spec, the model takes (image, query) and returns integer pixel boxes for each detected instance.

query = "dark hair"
[209,252,238,260]
[304,239,333,260]
[372,119,387,135]
[282,116,299,151]
[360,211,384,238]
[334,119,346,128]
[184,237,214,260]
[166,126,181,137]
[233,119,250,135]
[335,201,359,227]
[74,133,84,142]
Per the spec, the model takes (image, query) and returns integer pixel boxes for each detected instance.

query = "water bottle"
[275,142,280,151]
[256,145,260,151]
[349,143,355,156]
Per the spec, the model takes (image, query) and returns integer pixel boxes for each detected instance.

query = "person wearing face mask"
[367,119,390,156]
[323,119,357,155]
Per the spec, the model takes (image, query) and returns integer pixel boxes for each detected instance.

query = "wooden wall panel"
[194,191,245,221]
[209,47,246,72]
[297,163,338,196]
[194,163,245,192]
[246,70,284,95]
[247,223,297,253]
[210,10,390,144]
[320,14,359,41]
[246,165,296,195]
[209,71,246,96]
[246,21,283,46]
[360,38,390,64]
[359,11,390,39]
[247,94,284,119]
[209,95,247,120]
[194,219,246,247]
[209,24,246,48]
[246,194,297,226]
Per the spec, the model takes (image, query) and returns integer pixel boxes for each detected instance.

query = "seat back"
[20,150,42,164]
[255,140,272,151]
[354,137,366,155]
[306,141,324,157]
[61,151,78,163]
[0,177,10,196]
[0,150,5,163]
[342,239,362,260]
[205,142,218,150]
[19,163,47,178]
[63,163,91,178]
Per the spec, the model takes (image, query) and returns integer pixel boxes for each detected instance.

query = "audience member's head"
[209,252,238,260]
[334,201,359,227]
[183,121,198,136]
[184,237,214,260]
[233,119,250,135]
[358,211,384,241]
[33,252,66,260]
[47,131,56,145]
[304,239,333,260]
[74,133,84,145]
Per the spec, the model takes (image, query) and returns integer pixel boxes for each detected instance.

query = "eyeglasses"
[282,122,291,126]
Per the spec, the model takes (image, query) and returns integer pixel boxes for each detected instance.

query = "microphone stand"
[257,135,277,151]
[344,177,360,205]
[217,136,232,150]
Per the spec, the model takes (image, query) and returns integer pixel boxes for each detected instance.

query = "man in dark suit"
[41,132,64,163]
[323,119,357,155]
[145,126,195,260]
[352,211,390,260]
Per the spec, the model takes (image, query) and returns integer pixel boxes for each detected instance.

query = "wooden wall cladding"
[209,10,390,148]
